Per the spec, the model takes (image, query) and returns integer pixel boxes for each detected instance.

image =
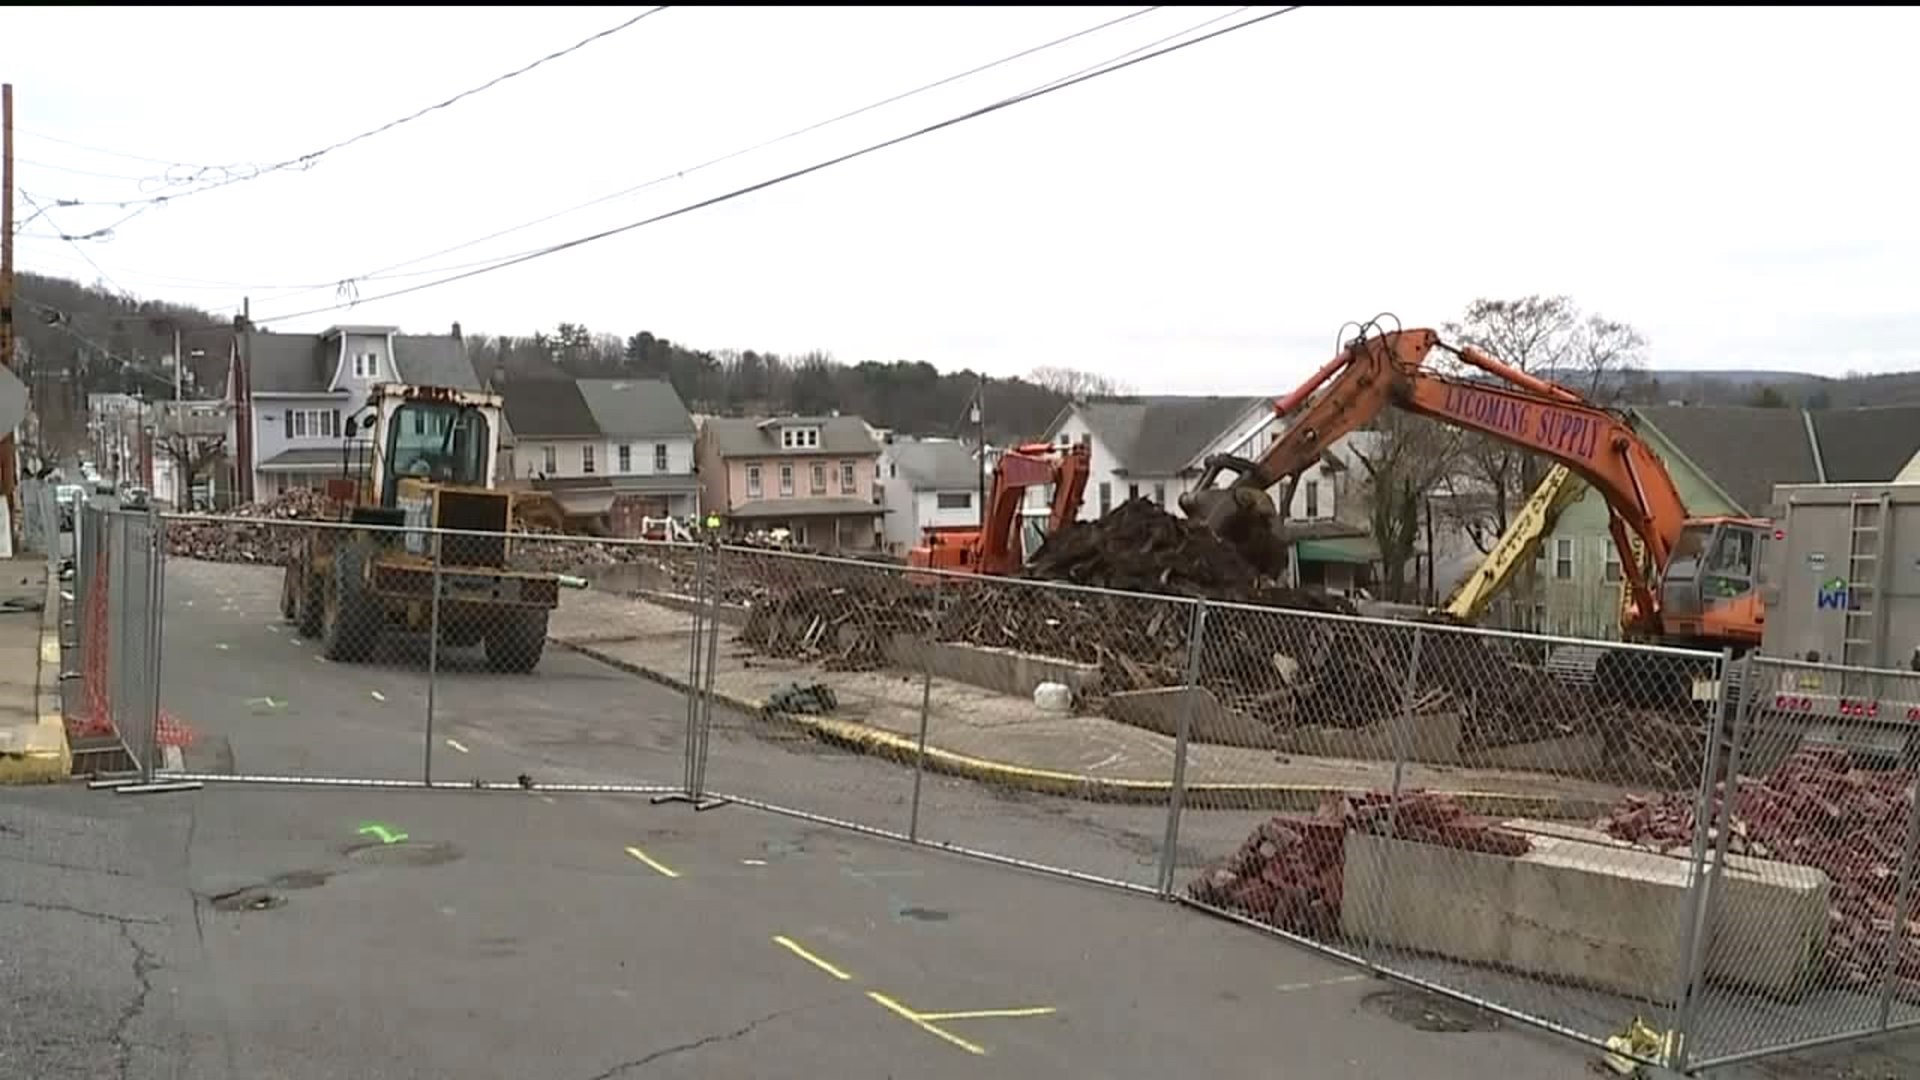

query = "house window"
[1153,482,1165,505]
[839,462,855,494]
[810,463,827,495]
[746,465,763,498]
[780,427,820,450]
[618,444,632,473]
[1128,483,1140,501]
[352,352,378,379]
[1554,537,1574,580]
[888,462,897,479]
[283,408,339,440]
[936,492,971,511]
[1305,480,1320,519]
[1098,481,1112,516]
[542,446,557,474]
[654,443,669,472]
[1604,544,1623,583]
[582,445,596,474]
[779,464,794,496]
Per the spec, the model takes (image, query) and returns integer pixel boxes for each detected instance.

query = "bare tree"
[159,432,227,511]
[1028,365,1133,400]
[1347,413,1463,603]
[1436,295,1648,625]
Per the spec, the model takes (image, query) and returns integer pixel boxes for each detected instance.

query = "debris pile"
[737,580,930,672]
[1188,791,1534,936]
[165,489,344,564]
[1600,749,1920,997]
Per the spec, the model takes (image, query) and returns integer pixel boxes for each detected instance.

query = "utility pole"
[0,83,17,529]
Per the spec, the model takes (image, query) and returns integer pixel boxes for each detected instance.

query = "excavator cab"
[1654,517,1768,647]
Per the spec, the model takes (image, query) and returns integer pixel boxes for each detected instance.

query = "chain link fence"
[93,513,1920,1073]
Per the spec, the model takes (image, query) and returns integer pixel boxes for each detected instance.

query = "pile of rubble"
[1187,791,1534,936]
[717,500,1695,767]
[1600,749,1920,998]
[165,489,343,564]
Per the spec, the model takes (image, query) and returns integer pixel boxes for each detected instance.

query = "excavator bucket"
[1182,485,1290,579]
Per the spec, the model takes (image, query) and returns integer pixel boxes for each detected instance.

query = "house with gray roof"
[875,435,983,556]
[696,414,885,552]
[497,377,701,532]
[1533,403,1920,639]
[222,322,478,501]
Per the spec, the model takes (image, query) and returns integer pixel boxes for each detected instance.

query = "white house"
[1037,395,1342,522]
[228,323,476,501]
[500,377,701,534]
[876,435,982,556]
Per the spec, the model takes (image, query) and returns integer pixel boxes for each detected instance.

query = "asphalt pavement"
[5,555,1917,1078]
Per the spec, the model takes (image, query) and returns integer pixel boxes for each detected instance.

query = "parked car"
[55,484,85,531]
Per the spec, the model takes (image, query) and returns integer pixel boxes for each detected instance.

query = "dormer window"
[352,352,379,379]
[780,426,821,450]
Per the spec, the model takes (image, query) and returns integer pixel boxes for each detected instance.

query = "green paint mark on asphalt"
[357,823,409,845]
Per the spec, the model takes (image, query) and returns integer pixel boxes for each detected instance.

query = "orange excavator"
[1177,321,1769,699]
[908,441,1092,575]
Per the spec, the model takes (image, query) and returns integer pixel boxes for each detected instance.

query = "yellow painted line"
[1276,974,1368,993]
[215,642,230,651]
[916,1006,1057,1021]
[369,690,386,702]
[445,738,470,754]
[624,846,680,879]
[771,935,852,981]
[867,992,985,1056]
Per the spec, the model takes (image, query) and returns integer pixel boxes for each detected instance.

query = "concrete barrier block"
[886,635,1100,699]
[1340,826,1829,1003]
[1290,710,1463,766]
[1462,732,1609,775]
[1106,685,1281,748]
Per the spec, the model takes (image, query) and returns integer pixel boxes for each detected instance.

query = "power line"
[18,192,132,299]
[314,6,1165,293]
[256,6,1300,327]
[48,6,673,213]
[15,127,208,169]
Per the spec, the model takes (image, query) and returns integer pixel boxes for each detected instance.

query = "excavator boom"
[1178,327,1695,638]
[1443,463,1586,622]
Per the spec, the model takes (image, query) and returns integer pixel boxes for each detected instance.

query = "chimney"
[451,321,463,340]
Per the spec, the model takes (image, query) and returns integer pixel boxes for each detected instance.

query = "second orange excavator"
[908,441,1091,576]
[1177,319,1769,699]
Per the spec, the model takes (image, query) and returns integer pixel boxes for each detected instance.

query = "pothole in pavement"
[208,886,287,913]
[269,869,333,890]
[1359,988,1500,1033]
[344,840,463,868]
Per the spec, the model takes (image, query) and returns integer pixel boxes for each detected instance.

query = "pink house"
[695,415,886,552]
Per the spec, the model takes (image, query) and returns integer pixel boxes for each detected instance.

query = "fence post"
[1385,627,1426,841]
[141,510,166,782]
[1877,719,1920,1029]
[424,529,443,787]
[1668,647,1739,1072]
[652,541,720,809]
[909,573,940,843]
[691,542,723,802]
[1157,598,1207,899]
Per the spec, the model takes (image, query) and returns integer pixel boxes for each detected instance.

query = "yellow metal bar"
[1443,463,1586,622]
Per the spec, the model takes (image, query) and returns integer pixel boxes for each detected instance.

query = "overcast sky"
[8,5,1917,394]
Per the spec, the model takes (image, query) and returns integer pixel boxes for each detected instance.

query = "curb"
[552,638,1609,820]
[0,567,71,784]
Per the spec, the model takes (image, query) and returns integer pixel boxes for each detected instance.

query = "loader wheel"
[483,609,549,673]
[322,545,382,663]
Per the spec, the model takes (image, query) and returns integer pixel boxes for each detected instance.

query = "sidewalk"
[0,558,68,783]
[550,590,1628,818]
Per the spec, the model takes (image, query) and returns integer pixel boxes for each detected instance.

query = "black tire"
[483,608,549,673]
[322,545,383,662]
[280,563,298,621]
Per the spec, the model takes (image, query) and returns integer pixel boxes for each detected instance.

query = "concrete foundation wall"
[1340,826,1830,1003]
[886,634,1101,700]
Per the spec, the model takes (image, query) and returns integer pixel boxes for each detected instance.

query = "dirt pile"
[1187,792,1534,936]
[1023,498,1348,611]
[1600,749,1920,997]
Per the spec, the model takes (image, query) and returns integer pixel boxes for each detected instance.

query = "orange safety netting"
[67,542,196,750]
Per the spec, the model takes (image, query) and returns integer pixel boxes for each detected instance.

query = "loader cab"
[348,384,503,511]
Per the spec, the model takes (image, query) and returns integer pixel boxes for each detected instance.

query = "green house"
[1524,405,1920,639]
